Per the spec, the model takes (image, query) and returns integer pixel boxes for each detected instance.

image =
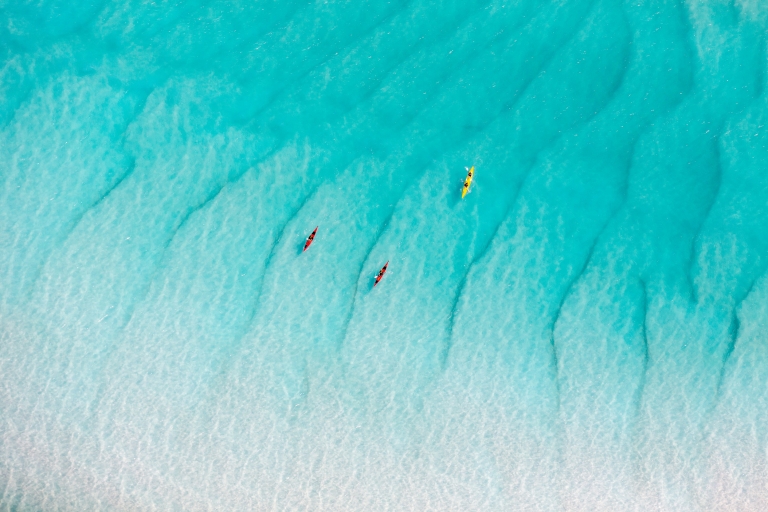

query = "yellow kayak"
[461,166,474,198]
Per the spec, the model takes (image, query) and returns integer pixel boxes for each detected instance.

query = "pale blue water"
[1,0,767,510]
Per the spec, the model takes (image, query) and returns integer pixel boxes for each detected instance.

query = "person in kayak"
[374,261,388,287]
[461,166,474,198]
[303,226,318,252]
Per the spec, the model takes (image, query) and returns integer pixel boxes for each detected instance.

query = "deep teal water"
[1,0,767,510]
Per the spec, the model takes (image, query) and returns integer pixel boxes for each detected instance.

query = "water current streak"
[236,184,321,340]
[26,157,137,298]
[686,132,724,304]
[715,276,759,397]
[441,176,528,370]
[635,278,650,419]
[336,204,398,352]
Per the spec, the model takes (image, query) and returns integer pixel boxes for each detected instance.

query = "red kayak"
[374,261,389,287]
[303,226,318,251]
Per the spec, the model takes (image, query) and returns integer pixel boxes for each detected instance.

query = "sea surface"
[1,0,767,510]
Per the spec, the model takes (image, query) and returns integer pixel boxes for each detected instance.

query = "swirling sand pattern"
[0,0,767,510]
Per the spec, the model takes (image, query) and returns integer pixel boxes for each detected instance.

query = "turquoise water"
[1,0,767,510]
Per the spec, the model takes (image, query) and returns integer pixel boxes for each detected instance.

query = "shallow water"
[1,0,767,510]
